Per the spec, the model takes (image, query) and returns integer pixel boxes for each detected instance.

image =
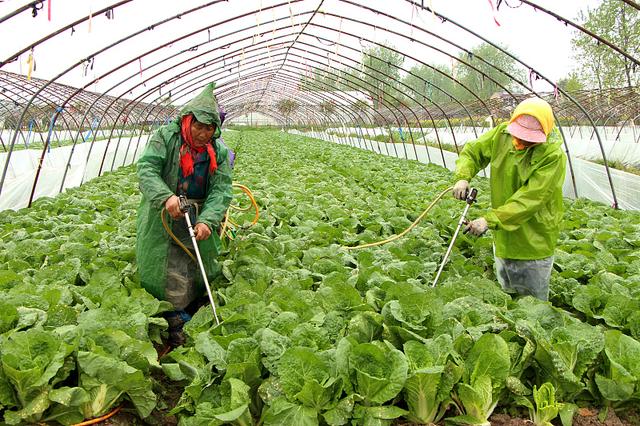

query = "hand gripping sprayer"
[432,188,478,287]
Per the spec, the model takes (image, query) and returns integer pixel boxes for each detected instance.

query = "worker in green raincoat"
[453,97,566,301]
[136,82,232,345]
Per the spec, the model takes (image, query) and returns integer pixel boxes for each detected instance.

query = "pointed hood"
[178,82,222,139]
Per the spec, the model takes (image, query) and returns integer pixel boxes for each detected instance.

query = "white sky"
[0,0,602,104]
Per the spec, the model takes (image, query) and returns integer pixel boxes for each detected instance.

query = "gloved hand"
[464,217,489,236]
[453,180,470,200]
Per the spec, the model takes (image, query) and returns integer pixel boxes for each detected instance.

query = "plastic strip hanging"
[288,0,295,30]
[237,62,241,90]
[529,68,537,90]
[47,0,51,21]
[46,107,64,153]
[415,0,435,27]
[410,1,416,39]
[487,0,501,26]
[88,1,92,33]
[26,48,35,81]
[335,17,343,57]
[252,0,263,46]
[334,17,343,85]
[306,55,312,78]
[26,118,34,148]
[82,57,94,76]
[237,47,245,90]
[272,6,276,39]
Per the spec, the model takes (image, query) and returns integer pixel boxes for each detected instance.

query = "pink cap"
[507,114,547,143]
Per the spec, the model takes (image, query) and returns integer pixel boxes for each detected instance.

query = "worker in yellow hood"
[452,97,566,301]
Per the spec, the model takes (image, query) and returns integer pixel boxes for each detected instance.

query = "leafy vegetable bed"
[0,130,639,425]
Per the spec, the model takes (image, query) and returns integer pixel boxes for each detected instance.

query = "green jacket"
[454,123,566,260]
[136,83,233,300]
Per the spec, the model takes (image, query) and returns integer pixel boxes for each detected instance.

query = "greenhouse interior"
[0,0,639,425]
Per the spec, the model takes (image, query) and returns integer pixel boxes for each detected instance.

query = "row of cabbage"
[163,131,640,425]
[0,130,638,425]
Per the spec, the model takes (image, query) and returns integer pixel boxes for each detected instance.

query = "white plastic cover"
[0,135,149,210]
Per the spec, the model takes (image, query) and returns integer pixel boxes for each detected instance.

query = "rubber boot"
[165,311,192,348]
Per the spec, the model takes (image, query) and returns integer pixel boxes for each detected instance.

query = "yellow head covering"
[509,97,554,136]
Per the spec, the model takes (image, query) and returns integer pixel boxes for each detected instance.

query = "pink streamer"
[487,0,501,26]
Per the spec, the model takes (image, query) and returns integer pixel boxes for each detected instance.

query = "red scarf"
[179,114,217,177]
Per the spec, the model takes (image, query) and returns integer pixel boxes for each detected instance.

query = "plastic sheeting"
[0,135,149,210]
[0,129,139,149]
[564,158,639,210]
[567,138,640,167]
[294,130,640,211]
[327,126,640,166]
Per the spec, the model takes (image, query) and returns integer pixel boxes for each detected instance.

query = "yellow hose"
[71,405,122,426]
[343,186,453,250]
[220,183,259,242]
[161,183,260,255]
[161,207,197,262]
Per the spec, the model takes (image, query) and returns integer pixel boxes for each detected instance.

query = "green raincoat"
[454,123,567,260]
[136,83,233,300]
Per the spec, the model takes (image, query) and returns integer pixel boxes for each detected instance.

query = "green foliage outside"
[448,43,527,102]
[300,42,527,110]
[571,0,639,89]
[361,45,405,108]
[403,64,454,105]
[557,72,585,93]
[275,99,298,126]
[319,100,337,116]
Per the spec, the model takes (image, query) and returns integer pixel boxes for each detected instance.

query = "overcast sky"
[0,0,602,103]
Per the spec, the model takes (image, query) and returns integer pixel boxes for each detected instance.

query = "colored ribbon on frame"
[272,7,276,39]
[410,2,416,38]
[335,18,343,57]
[528,69,541,90]
[288,0,295,30]
[88,3,93,33]
[487,0,501,26]
[47,0,51,21]
[27,49,35,80]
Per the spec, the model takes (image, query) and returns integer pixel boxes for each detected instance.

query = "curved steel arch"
[0,0,637,209]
